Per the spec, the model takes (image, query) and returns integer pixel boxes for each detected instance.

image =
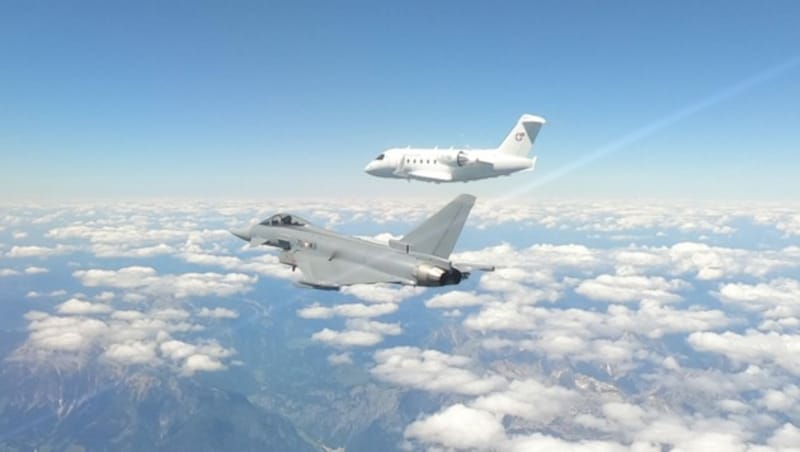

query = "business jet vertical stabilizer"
[364,114,545,183]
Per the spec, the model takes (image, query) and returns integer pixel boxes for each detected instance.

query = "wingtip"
[520,113,546,124]
[456,194,477,204]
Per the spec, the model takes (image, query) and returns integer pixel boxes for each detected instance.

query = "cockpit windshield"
[375,153,385,160]
[259,214,308,227]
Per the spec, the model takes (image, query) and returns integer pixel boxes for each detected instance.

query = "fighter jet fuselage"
[365,114,545,183]
[231,195,492,289]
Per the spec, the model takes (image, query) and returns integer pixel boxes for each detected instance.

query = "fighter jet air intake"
[364,113,545,183]
[230,194,493,290]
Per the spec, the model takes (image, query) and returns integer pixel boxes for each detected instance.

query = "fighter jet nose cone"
[230,228,251,241]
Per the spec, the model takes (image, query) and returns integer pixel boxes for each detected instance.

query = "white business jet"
[364,114,545,183]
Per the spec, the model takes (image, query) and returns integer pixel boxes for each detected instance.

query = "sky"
[1,1,799,202]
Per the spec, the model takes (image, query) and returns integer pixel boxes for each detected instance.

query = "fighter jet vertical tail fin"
[496,113,546,157]
[401,194,475,258]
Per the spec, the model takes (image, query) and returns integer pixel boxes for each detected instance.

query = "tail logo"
[515,131,525,142]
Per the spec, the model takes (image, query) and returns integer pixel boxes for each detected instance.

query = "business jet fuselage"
[365,114,545,183]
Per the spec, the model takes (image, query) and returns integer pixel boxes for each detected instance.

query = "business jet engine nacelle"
[441,151,479,167]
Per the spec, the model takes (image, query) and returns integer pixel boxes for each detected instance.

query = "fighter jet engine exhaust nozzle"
[414,264,463,286]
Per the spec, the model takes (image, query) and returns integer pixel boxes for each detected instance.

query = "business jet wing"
[293,250,408,288]
[405,169,453,182]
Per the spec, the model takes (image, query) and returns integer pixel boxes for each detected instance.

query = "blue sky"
[1,1,799,201]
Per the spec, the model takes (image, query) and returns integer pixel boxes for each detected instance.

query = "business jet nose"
[364,161,377,174]
[230,228,251,242]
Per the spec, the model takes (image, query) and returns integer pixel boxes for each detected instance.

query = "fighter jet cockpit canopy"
[260,214,309,227]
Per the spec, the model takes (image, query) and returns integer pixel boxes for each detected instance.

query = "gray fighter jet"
[230,194,493,290]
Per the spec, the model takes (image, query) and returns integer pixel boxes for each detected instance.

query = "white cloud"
[297,302,397,319]
[25,312,109,352]
[296,304,334,319]
[371,347,506,395]
[92,242,176,258]
[24,266,49,274]
[471,378,580,423]
[180,241,294,281]
[758,385,800,412]
[606,301,730,338]
[152,308,191,321]
[183,354,225,375]
[56,298,113,315]
[504,434,631,452]
[311,319,402,348]
[197,307,239,319]
[162,339,234,375]
[160,339,197,361]
[6,244,73,258]
[96,291,115,301]
[463,303,546,332]
[602,402,648,430]
[464,296,730,373]
[46,222,191,246]
[667,242,796,280]
[16,301,235,376]
[103,341,158,365]
[327,352,353,365]
[454,243,601,276]
[689,330,800,376]
[346,318,402,336]
[73,266,257,298]
[312,329,383,347]
[425,290,492,309]
[110,310,144,321]
[26,289,67,298]
[404,404,505,451]
[755,211,800,236]
[767,423,800,448]
[634,417,752,452]
[75,266,158,288]
[716,278,800,319]
[0,268,20,277]
[576,274,689,303]
[472,201,739,236]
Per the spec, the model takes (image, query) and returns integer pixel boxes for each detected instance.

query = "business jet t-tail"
[364,114,545,183]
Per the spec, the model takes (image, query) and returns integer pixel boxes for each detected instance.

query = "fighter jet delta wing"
[291,250,410,289]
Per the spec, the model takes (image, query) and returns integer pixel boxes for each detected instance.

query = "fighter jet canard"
[230,194,494,290]
[364,113,545,183]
